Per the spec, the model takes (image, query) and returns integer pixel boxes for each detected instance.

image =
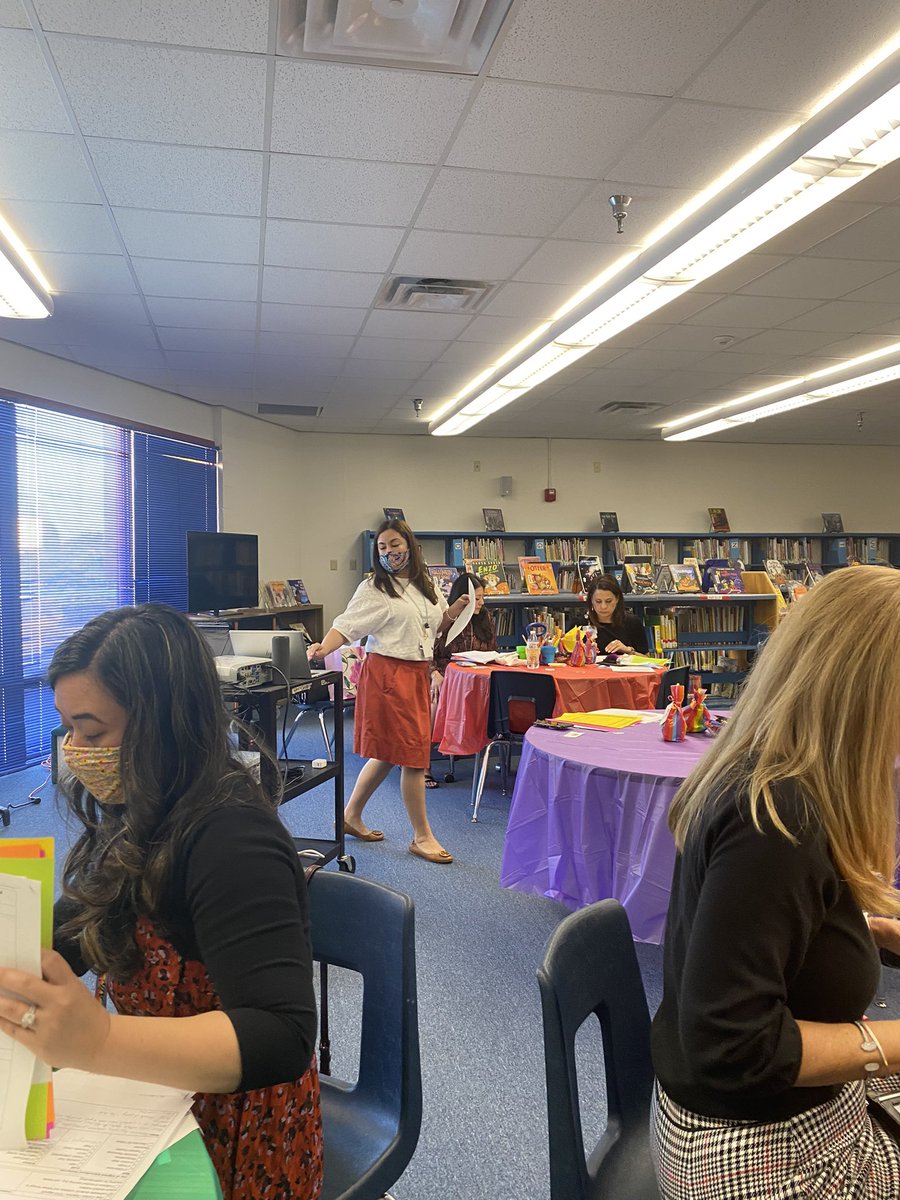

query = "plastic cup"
[540,644,557,665]
[516,645,527,660]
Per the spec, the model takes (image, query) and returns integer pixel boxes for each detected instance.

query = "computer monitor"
[187,531,259,614]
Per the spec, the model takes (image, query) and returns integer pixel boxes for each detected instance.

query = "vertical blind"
[0,398,218,774]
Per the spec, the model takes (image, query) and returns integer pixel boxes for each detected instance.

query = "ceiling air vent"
[257,404,322,417]
[276,0,515,75]
[376,275,495,313]
[595,401,661,415]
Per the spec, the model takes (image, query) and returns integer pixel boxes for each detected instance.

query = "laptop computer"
[229,630,314,681]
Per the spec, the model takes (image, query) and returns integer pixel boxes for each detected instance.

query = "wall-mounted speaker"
[499,475,513,497]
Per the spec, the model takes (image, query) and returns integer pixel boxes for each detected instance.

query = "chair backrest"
[487,670,557,736]
[537,900,659,1200]
[307,871,421,1196]
[655,665,689,708]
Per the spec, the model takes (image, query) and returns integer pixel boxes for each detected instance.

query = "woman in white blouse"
[308,519,469,864]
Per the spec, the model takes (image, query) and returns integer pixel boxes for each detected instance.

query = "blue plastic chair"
[538,899,660,1200]
[307,871,421,1200]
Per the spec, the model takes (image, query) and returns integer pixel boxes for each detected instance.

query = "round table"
[432,661,663,757]
[499,719,716,943]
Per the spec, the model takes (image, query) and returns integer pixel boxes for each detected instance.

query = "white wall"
[4,340,897,624]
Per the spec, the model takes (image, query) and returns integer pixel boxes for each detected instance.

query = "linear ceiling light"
[664,360,900,441]
[430,45,900,436]
[0,214,53,319]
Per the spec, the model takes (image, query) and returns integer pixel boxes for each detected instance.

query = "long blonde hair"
[669,567,900,916]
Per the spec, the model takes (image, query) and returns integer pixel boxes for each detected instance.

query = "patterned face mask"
[62,733,124,804]
[379,550,410,573]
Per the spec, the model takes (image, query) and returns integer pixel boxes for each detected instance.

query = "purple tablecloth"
[499,719,715,943]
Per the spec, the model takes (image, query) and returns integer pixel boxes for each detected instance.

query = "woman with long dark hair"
[0,604,322,1200]
[584,572,648,654]
[308,518,469,863]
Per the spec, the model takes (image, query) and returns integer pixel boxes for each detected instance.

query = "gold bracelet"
[854,1019,889,1074]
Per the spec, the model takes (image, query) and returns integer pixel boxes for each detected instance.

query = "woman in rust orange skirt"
[308,518,470,863]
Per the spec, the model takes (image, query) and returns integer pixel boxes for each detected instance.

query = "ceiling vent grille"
[257,404,322,417]
[595,401,661,415]
[276,0,515,75]
[376,275,495,313]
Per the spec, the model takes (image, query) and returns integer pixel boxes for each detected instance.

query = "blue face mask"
[379,550,410,574]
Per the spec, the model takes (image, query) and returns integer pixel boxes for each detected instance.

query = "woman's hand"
[0,949,111,1071]
[869,916,900,956]
[307,642,324,660]
[604,639,632,654]
[447,595,470,620]
[430,671,443,703]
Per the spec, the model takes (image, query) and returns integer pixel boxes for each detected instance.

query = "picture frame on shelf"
[383,507,405,522]
[482,507,506,532]
[599,511,619,533]
[287,578,309,605]
[821,511,844,534]
[708,507,730,533]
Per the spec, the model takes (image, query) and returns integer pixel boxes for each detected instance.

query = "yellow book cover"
[522,562,559,595]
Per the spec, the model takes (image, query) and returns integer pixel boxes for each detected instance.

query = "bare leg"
[344,758,393,834]
[401,767,449,856]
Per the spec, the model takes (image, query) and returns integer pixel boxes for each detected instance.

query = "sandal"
[424,772,440,789]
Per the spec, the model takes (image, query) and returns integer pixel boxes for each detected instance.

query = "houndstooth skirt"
[652,1079,900,1199]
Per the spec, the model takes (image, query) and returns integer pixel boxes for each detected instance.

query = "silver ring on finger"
[19,1004,36,1030]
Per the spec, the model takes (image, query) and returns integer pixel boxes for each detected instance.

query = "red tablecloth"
[432,661,663,756]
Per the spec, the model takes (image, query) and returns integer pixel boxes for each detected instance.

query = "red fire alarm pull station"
[544,487,557,502]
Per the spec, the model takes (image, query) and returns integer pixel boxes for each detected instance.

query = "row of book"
[649,606,747,651]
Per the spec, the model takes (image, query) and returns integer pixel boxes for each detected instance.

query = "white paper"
[450,650,519,665]
[0,1070,195,1200]
[593,708,666,724]
[444,578,476,646]
[0,874,42,1150]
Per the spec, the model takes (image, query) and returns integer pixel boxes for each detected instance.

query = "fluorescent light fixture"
[664,361,900,441]
[0,215,53,319]
[430,45,900,436]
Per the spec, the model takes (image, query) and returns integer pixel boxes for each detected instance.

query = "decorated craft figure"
[662,683,687,742]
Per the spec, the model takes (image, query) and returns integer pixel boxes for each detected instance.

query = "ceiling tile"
[360,309,471,340]
[483,280,572,319]
[253,356,345,383]
[598,347,710,373]
[845,157,900,206]
[48,36,267,148]
[641,325,760,352]
[815,332,900,359]
[683,294,822,327]
[779,300,900,333]
[271,59,473,163]
[41,251,136,293]
[0,27,69,132]
[146,296,257,330]
[114,210,260,263]
[447,80,663,178]
[554,180,693,244]
[805,207,900,262]
[265,220,404,272]
[88,140,263,215]
[611,101,802,190]
[34,0,269,51]
[164,350,254,374]
[415,167,589,237]
[458,313,545,344]
[761,200,878,256]
[738,256,896,300]
[683,0,900,114]
[261,266,382,308]
[394,229,539,280]
[439,340,502,364]
[349,337,447,362]
[267,155,433,225]
[0,3,27,28]
[259,304,366,336]
[842,269,900,304]
[1,200,119,253]
[158,327,257,353]
[0,129,98,201]
[256,331,356,357]
[134,258,258,301]
[336,366,426,387]
[490,0,750,95]
[514,240,628,286]
[693,254,791,296]
[716,328,839,357]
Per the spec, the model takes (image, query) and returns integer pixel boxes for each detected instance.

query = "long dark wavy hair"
[447,572,495,643]
[371,518,438,604]
[48,604,277,979]
[585,573,626,629]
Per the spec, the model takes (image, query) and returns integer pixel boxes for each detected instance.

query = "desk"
[432,662,662,757]
[499,720,715,943]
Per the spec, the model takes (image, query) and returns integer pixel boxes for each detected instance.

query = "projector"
[214,655,272,687]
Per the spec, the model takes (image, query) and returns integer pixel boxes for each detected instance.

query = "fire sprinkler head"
[608,194,632,234]
[412,397,424,417]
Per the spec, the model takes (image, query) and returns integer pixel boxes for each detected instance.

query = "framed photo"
[708,507,730,533]
[482,507,505,532]
[599,511,619,533]
[821,512,844,534]
[383,507,405,522]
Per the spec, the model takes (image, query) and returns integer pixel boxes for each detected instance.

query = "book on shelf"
[764,559,787,587]
[482,507,505,532]
[383,507,405,522]
[599,511,619,533]
[265,580,295,608]
[522,561,559,595]
[462,536,504,559]
[726,537,744,562]
[518,554,542,574]
[821,511,844,534]
[503,562,523,593]
[557,563,578,592]
[288,621,311,640]
[785,580,808,604]
[544,536,588,560]
[464,558,509,594]
[286,577,309,605]
[804,561,825,586]
[611,566,625,588]
[707,566,746,594]
[708,507,730,533]
[683,555,700,568]
[654,564,674,592]
[670,563,702,593]
[623,561,657,595]
[577,555,603,591]
[427,564,459,599]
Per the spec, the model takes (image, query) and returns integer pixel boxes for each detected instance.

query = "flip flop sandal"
[424,772,440,789]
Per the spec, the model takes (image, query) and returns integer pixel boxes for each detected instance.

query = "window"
[0,398,218,774]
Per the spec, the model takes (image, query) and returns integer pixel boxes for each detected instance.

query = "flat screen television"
[187,531,259,615]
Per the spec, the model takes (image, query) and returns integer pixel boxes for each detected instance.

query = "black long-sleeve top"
[588,612,649,654]
[54,803,317,1092]
[651,780,879,1121]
